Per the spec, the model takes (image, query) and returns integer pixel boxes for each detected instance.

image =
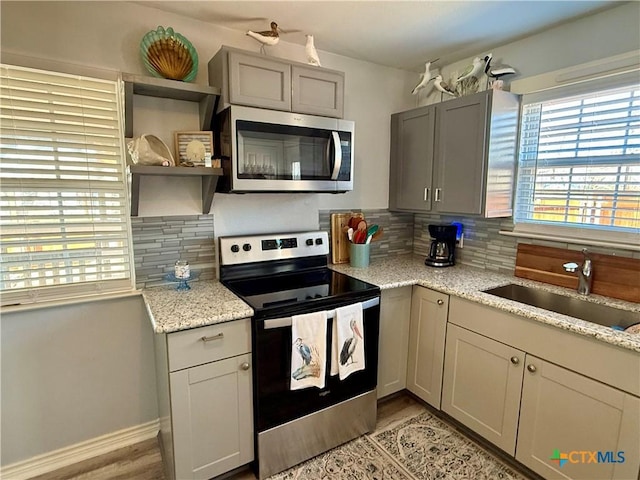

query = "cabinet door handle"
[527,364,537,373]
[423,187,430,202]
[510,356,520,365]
[437,299,444,306]
[201,333,224,342]
[240,362,251,371]
[434,188,442,202]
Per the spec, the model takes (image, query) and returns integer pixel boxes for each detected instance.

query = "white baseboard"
[1,419,160,480]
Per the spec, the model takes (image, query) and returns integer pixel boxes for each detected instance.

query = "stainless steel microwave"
[215,105,354,193]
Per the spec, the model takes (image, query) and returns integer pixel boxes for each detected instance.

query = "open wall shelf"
[128,165,223,216]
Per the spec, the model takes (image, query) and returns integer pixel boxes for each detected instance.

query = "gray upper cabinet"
[389,105,435,211]
[291,65,344,117]
[209,46,344,118]
[228,51,291,111]
[434,93,489,215]
[389,89,520,217]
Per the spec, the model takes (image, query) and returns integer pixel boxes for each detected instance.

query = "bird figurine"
[433,75,456,97]
[411,58,439,95]
[340,318,363,366]
[247,21,280,54]
[294,337,312,366]
[456,56,485,83]
[305,35,321,66]
[483,53,517,85]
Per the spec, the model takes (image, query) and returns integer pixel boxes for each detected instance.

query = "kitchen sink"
[483,283,639,330]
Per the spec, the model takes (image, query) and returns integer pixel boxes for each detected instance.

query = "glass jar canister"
[174,260,190,279]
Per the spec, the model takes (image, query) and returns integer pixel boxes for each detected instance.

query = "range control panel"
[220,231,329,266]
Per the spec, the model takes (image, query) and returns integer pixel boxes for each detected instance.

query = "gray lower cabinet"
[389,89,520,217]
[209,46,345,118]
[377,286,412,398]
[155,319,253,480]
[443,297,640,480]
[406,286,448,409]
[517,356,640,480]
[441,323,525,455]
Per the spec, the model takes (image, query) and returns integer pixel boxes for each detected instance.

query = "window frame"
[512,74,640,249]
[0,64,136,307]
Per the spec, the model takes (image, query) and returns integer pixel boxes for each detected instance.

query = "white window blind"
[515,83,640,236]
[0,64,133,306]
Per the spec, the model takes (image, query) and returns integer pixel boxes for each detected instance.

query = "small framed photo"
[174,131,214,166]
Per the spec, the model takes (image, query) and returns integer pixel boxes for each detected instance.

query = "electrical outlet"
[456,233,464,249]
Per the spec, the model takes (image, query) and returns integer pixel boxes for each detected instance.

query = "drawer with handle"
[167,319,251,372]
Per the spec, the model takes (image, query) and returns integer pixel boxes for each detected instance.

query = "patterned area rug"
[268,436,412,480]
[267,410,531,480]
[370,412,529,480]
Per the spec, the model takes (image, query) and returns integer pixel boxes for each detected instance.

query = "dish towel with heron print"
[291,310,327,390]
[332,303,365,380]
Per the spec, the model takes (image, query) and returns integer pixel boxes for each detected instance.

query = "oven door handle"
[262,296,380,329]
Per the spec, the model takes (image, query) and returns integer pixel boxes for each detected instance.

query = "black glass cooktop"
[222,268,379,319]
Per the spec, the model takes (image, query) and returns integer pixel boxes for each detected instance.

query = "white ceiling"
[136,1,619,71]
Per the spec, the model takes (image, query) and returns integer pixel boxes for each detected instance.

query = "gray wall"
[1,0,638,467]
[1,296,158,466]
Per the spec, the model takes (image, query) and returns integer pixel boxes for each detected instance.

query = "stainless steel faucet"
[563,248,593,295]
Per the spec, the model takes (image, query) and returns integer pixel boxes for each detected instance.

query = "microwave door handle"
[329,131,342,180]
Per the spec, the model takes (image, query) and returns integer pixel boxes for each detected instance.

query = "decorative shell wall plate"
[140,26,198,82]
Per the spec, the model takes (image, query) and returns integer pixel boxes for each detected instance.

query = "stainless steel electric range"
[219,231,380,479]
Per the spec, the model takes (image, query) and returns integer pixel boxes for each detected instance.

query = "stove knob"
[242,243,252,252]
[306,239,314,246]
[231,244,240,253]
[315,238,323,245]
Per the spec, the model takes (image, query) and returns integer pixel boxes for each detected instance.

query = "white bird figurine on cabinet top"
[411,58,439,95]
[456,56,484,83]
[305,35,321,66]
[483,53,517,80]
[247,21,280,54]
[434,75,456,97]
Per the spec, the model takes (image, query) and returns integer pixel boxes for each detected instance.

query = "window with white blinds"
[515,83,640,238]
[0,64,133,306]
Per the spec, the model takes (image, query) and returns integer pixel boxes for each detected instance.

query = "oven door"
[253,295,379,433]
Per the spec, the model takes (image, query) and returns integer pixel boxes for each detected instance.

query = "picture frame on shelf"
[174,131,214,167]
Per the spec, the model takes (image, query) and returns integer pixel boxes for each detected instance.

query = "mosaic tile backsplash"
[319,209,415,259]
[131,211,637,289]
[414,213,518,272]
[131,215,215,289]
[413,213,638,272]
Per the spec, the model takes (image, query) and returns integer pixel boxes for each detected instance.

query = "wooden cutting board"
[330,212,363,264]
[514,243,640,303]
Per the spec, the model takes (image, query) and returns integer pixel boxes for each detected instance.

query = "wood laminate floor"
[30,393,535,480]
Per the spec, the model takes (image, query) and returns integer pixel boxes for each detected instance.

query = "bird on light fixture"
[433,75,456,97]
[247,21,281,54]
[456,56,484,83]
[305,35,321,66]
[411,58,439,95]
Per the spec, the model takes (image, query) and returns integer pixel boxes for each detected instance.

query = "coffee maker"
[425,224,457,267]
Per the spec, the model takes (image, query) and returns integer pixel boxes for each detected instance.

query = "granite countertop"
[143,281,254,334]
[330,254,640,353]
[142,254,639,353]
